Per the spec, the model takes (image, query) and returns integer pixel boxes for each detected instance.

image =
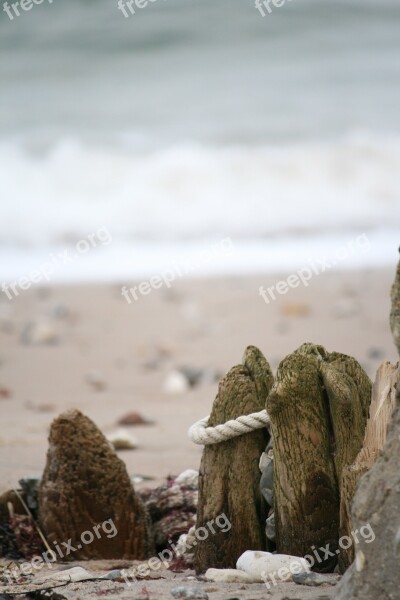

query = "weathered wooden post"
[194,346,274,574]
[267,343,371,572]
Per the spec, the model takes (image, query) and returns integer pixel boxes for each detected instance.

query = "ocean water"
[0,0,399,280]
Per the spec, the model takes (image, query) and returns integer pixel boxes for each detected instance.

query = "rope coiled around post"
[188,409,270,445]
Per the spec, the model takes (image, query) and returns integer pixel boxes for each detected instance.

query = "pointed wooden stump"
[194,346,273,574]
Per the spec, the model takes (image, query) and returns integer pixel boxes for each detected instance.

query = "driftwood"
[267,343,371,571]
[338,361,398,571]
[194,346,273,574]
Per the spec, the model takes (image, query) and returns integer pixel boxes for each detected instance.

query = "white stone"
[355,550,366,572]
[34,566,91,584]
[176,469,199,486]
[107,429,138,450]
[163,370,190,394]
[236,550,309,583]
[204,568,253,583]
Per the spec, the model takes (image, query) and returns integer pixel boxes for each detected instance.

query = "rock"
[236,550,309,583]
[265,512,275,542]
[175,469,199,487]
[178,366,221,388]
[117,412,153,426]
[107,429,138,450]
[39,409,154,560]
[332,299,360,319]
[34,566,91,584]
[203,568,252,583]
[163,371,190,394]
[281,303,310,318]
[366,347,384,360]
[0,387,11,399]
[49,303,69,319]
[260,456,274,506]
[21,320,59,345]
[293,572,340,586]
[85,370,106,391]
[171,586,208,599]
[19,477,41,514]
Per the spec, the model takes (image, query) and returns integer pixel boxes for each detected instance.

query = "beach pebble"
[118,412,153,426]
[21,320,59,345]
[49,303,69,319]
[107,429,138,450]
[236,550,309,582]
[293,572,340,586]
[85,370,106,391]
[175,469,199,486]
[260,457,274,506]
[265,512,275,542]
[204,568,252,583]
[281,303,310,318]
[163,370,190,394]
[170,586,208,599]
[178,366,221,388]
[34,566,91,584]
[333,298,360,318]
[0,387,11,399]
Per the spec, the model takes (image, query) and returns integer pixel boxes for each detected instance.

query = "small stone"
[103,569,123,580]
[178,366,221,388]
[236,550,309,583]
[163,371,190,394]
[355,550,366,572]
[34,566,91,584]
[107,429,138,450]
[0,387,11,399]
[281,303,310,318]
[49,303,69,319]
[175,469,199,487]
[293,572,340,586]
[85,370,106,391]
[367,347,384,360]
[265,512,275,542]
[333,298,360,319]
[170,586,208,599]
[21,320,59,345]
[118,412,153,426]
[260,457,274,506]
[204,568,252,583]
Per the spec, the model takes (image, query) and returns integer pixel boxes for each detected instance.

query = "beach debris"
[19,477,41,515]
[203,568,253,583]
[175,469,199,487]
[236,550,309,583]
[107,429,138,450]
[194,346,274,574]
[20,319,59,345]
[335,370,400,598]
[39,409,154,559]
[332,298,360,319]
[267,343,371,572]
[0,387,11,399]
[138,473,197,550]
[170,586,208,599]
[25,401,55,413]
[177,366,221,388]
[34,566,91,585]
[293,572,340,587]
[163,370,190,394]
[117,412,154,426]
[280,302,310,318]
[85,370,106,391]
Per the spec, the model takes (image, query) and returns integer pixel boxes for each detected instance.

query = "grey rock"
[293,572,340,586]
[260,456,274,506]
[171,586,208,599]
[19,476,41,514]
[265,512,275,542]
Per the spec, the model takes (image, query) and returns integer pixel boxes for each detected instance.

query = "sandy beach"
[0,267,396,494]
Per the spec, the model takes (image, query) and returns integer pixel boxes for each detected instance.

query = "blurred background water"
[0,0,399,280]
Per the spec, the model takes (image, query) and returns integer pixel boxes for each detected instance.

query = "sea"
[0,0,399,282]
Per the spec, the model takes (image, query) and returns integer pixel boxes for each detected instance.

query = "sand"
[0,268,397,493]
[0,267,397,599]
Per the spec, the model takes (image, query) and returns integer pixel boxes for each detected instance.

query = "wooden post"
[194,346,274,574]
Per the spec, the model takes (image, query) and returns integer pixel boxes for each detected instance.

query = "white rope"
[188,409,270,445]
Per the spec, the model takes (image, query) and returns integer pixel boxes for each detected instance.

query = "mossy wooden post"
[266,344,340,571]
[194,346,273,574]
